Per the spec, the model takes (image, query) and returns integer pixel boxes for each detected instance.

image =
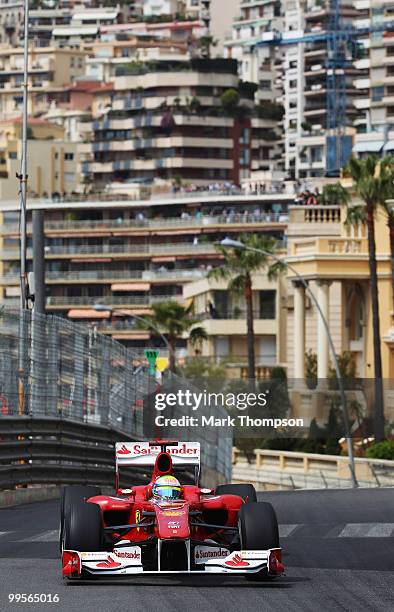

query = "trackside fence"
[0,310,232,489]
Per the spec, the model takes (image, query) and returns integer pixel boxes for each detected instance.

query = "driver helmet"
[152,475,182,501]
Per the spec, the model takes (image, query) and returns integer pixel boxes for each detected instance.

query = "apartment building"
[0,0,23,46]
[276,0,362,179]
[0,192,292,349]
[184,272,287,374]
[224,0,281,102]
[0,118,78,200]
[78,57,280,188]
[85,37,189,82]
[352,0,394,156]
[0,46,87,119]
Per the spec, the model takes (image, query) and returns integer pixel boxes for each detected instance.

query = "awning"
[353,141,383,153]
[71,258,112,263]
[112,308,153,316]
[113,333,150,341]
[151,257,176,263]
[384,140,394,151]
[53,26,99,36]
[68,309,109,319]
[111,283,151,292]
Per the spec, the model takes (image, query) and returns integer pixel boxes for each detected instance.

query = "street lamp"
[92,304,172,356]
[219,237,358,488]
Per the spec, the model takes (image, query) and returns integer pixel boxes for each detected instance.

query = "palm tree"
[145,300,207,372]
[209,233,280,381]
[344,156,394,302]
[344,155,394,441]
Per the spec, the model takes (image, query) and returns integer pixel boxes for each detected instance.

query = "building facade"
[0,192,291,352]
[78,57,279,188]
[0,46,87,119]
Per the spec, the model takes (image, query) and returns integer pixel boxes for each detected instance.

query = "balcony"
[46,268,207,284]
[196,309,278,336]
[46,294,182,309]
[0,243,219,260]
[287,237,373,281]
[0,212,288,239]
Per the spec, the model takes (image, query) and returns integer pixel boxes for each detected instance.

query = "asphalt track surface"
[0,488,393,612]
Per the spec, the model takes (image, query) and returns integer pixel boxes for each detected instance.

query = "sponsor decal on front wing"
[204,550,269,573]
[81,546,143,573]
[194,546,230,565]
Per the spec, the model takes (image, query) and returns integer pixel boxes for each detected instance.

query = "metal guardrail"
[0,417,150,489]
[232,448,394,490]
[0,310,232,489]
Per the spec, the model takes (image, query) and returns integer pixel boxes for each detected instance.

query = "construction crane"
[257,0,394,176]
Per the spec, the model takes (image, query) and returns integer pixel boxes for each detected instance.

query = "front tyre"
[60,485,101,552]
[63,501,103,552]
[238,502,280,581]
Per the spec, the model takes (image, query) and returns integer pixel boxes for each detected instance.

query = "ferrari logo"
[136,510,141,532]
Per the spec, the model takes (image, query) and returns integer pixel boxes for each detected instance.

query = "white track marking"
[338,523,394,538]
[20,530,58,542]
[279,524,300,537]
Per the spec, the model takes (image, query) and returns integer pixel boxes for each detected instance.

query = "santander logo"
[114,550,141,560]
[117,445,131,455]
[225,554,250,568]
[96,555,121,569]
[195,549,228,560]
[127,443,198,456]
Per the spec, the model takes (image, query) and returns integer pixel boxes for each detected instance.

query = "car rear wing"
[115,441,201,483]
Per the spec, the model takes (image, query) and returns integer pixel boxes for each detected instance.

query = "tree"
[144,300,207,372]
[319,182,349,207]
[344,155,393,441]
[209,234,280,381]
[220,89,240,116]
[198,35,217,58]
[344,158,394,306]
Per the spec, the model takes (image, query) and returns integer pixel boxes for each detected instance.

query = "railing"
[232,448,394,490]
[0,188,296,210]
[196,309,275,321]
[0,213,288,236]
[0,269,207,285]
[0,243,219,259]
[289,205,341,225]
[46,295,182,307]
[304,206,341,224]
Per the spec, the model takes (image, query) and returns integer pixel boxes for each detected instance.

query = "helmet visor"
[154,485,181,500]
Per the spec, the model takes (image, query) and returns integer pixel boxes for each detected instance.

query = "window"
[213,290,229,318]
[64,152,74,161]
[258,336,276,364]
[259,290,276,319]
[372,85,384,102]
[311,146,323,162]
[9,151,17,159]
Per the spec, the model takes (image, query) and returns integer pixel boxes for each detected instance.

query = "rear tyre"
[60,486,101,552]
[63,501,103,552]
[215,484,257,502]
[238,502,279,581]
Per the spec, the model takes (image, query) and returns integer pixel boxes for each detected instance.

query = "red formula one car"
[61,440,284,579]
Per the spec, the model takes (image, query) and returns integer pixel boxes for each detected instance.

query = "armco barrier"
[0,417,149,490]
[232,448,394,489]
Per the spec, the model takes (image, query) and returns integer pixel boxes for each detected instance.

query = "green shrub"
[366,440,394,460]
